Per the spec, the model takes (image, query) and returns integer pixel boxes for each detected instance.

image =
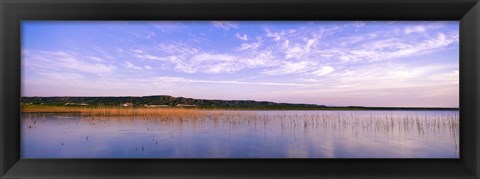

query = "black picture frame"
[1,0,479,178]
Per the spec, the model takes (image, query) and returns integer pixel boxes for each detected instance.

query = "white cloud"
[404,25,426,34]
[383,32,457,59]
[120,22,457,78]
[38,71,86,81]
[337,33,377,46]
[262,62,335,77]
[150,76,316,87]
[93,47,116,60]
[235,33,248,41]
[298,78,322,82]
[132,41,277,74]
[135,54,165,61]
[23,51,115,74]
[178,53,244,74]
[115,48,125,53]
[250,50,276,65]
[238,42,261,50]
[125,61,143,70]
[88,56,103,62]
[155,42,199,55]
[330,64,456,89]
[431,70,459,82]
[21,21,459,107]
[149,22,184,34]
[212,21,238,30]
[310,66,335,76]
[145,32,156,39]
[265,29,279,41]
[132,49,143,53]
[262,61,316,76]
[265,28,301,42]
[332,32,458,62]
[116,22,458,81]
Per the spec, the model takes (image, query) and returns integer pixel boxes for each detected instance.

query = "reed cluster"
[22,105,207,117]
[24,106,459,134]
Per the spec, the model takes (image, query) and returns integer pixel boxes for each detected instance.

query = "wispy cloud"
[23,51,115,74]
[212,21,238,30]
[149,21,184,34]
[22,21,459,107]
[262,61,316,76]
[310,66,335,76]
[238,42,261,50]
[404,25,426,34]
[235,33,248,41]
[173,53,272,74]
[125,61,143,70]
[149,76,317,87]
[321,32,458,63]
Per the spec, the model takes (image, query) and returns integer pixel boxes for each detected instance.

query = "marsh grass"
[22,105,206,118]
[22,106,458,141]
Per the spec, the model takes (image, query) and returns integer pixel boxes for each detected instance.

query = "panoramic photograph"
[21,21,459,158]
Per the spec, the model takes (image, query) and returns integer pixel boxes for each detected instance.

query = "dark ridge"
[20,95,459,110]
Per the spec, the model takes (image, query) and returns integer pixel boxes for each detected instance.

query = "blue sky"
[21,21,459,107]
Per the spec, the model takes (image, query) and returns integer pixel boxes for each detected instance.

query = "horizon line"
[21,95,460,109]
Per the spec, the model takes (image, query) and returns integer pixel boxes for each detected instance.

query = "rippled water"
[21,110,459,158]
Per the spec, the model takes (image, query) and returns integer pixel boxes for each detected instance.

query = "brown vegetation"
[21,105,207,117]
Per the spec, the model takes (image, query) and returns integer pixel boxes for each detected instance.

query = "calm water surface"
[21,110,459,158]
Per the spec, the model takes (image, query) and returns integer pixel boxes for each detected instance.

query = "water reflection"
[21,110,459,158]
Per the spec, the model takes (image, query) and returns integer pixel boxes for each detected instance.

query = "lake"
[21,110,459,158]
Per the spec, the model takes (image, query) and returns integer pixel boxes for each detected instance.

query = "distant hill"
[20,95,327,110]
[20,95,459,110]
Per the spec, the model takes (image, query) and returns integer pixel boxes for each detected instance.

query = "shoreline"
[21,105,460,117]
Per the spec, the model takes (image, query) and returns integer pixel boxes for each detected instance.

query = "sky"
[21,21,459,107]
